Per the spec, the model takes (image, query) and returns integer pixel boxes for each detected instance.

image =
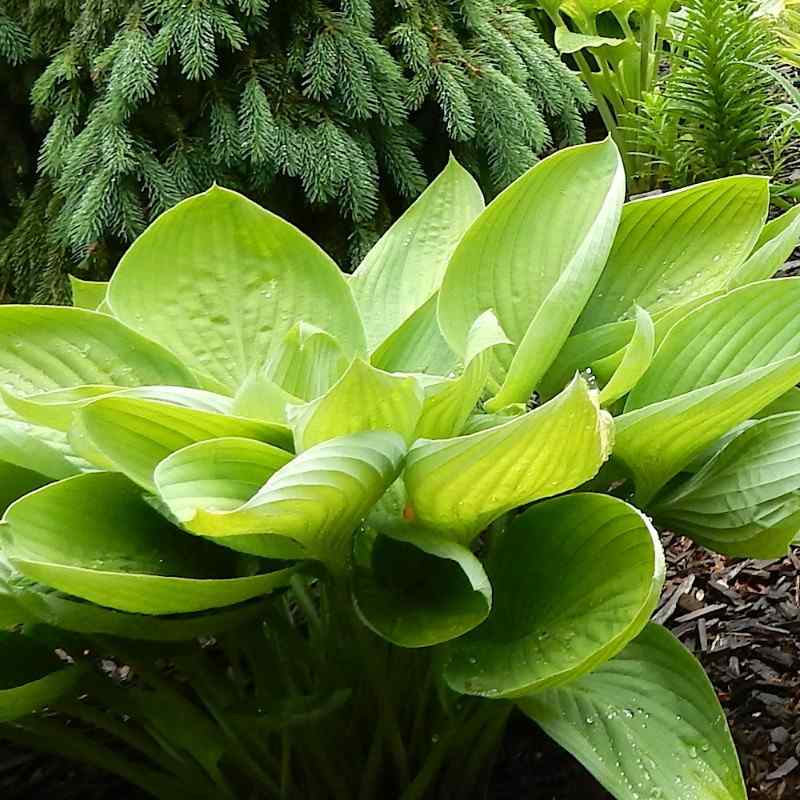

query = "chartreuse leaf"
[352,523,491,648]
[0,306,197,397]
[729,204,800,289]
[615,280,800,503]
[0,463,48,515]
[596,306,655,405]
[155,431,406,568]
[69,276,109,310]
[232,375,299,425]
[653,413,800,558]
[444,494,663,698]
[520,624,747,800]
[78,395,293,491]
[0,630,84,721]
[288,359,424,452]
[108,186,366,392]
[2,472,297,615]
[0,398,88,480]
[438,139,624,408]
[540,292,720,400]
[369,295,459,377]
[756,386,800,417]
[262,322,349,401]
[404,376,612,544]
[350,155,484,353]
[574,176,768,333]
[153,437,301,559]
[415,310,511,439]
[4,385,234,433]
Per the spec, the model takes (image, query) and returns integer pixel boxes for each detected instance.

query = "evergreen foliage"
[0,0,591,302]
[637,0,782,187]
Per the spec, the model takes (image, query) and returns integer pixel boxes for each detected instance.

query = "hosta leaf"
[596,306,655,405]
[626,280,800,410]
[0,399,88,480]
[369,295,459,377]
[444,494,663,698]
[438,139,625,406]
[0,463,48,516]
[0,630,84,721]
[10,586,275,642]
[288,359,424,452]
[232,374,299,425]
[404,376,612,544]
[79,395,293,491]
[69,276,109,310]
[154,437,300,559]
[2,472,297,615]
[263,322,349,401]
[574,176,769,333]
[0,306,197,396]
[756,386,800,417]
[540,293,720,400]
[154,431,407,568]
[4,385,234,433]
[520,624,747,800]
[615,359,800,504]
[415,310,510,439]
[653,413,800,558]
[352,524,491,648]
[728,203,800,289]
[108,186,365,392]
[615,280,800,502]
[350,156,484,353]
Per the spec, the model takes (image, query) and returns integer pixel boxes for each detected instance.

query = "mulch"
[3,534,799,799]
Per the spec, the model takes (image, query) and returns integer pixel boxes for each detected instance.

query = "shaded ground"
[3,535,799,799]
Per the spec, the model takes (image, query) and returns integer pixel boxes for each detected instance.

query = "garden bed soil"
[2,534,799,799]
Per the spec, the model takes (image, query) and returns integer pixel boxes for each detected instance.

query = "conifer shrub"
[0,0,591,302]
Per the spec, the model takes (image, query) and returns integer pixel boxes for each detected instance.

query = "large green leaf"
[653,412,800,557]
[728,203,800,289]
[350,156,484,353]
[615,280,800,503]
[444,494,663,698]
[0,553,37,629]
[352,524,491,648]
[78,395,293,491]
[438,139,625,407]
[0,306,197,397]
[154,431,407,569]
[540,293,720,400]
[521,624,747,800]
[0,398,88,480]
[11,585,274,642]
[261,322,349,402]
[153,436,300,559]
[574,176,768,333]
[596,306,655,406]
[415,310,510,439]
[107,186,366,392]
[0,630,84,722]
[4,385,234,433]
[369,294,459,376]
[404,376,612,544]
[69,276,109,310]
[288,359,424,452]
[2,472,297,615]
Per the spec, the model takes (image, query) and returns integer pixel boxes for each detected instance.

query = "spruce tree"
[0,0,591,301]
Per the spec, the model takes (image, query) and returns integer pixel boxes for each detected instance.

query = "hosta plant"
[3,139,800,800]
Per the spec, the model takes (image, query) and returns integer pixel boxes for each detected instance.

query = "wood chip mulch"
[657,535,800,800]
